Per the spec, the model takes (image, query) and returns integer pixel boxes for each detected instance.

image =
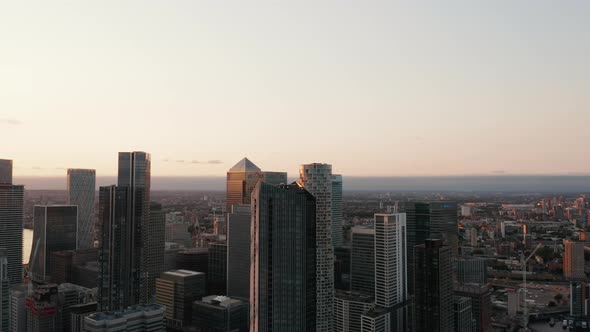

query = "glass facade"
[67,168,96,250]
[227,204,251,300]
[350,227,375,297]
[0,183,23,284]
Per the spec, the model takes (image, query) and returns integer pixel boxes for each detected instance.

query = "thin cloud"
[491,170,507,174]
[191,160,202,164]
[0,118,22,125]
[208,160,222,164]
[176,160,185,163]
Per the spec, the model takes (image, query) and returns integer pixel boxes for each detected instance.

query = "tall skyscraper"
[29,205,78,283]
[250,182,316,332]
[332,174,343,248]
[227,204,251,300]
[414,239,453,332]
[0,250,8,332]
[453,296,475,332]
[207,243,227,295]
[118,151,152,304]
[155,270,206,330]
[454,284,492,332]
[0,159,23,285]
[457,257,487,285]
[226,157,287,211]
[67,169,96,250]
[350,227,375,297]
[334,290,375,332]
[403,201,458,293]
[299,163,334,332]
[564,240,586,280]
[147,202,165,301]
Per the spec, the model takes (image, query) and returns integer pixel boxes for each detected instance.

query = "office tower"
[453,296,474,332]
[332,175,343,248]
[84,304,165,331]
[176,248,209,273]
[570,281,589,318]
[226,157,288,211]
[564,240,586,280]
[118,151,152,304]
[334,246,351,290]
[155,270,206,330]
[454,284,492,332]
[403,201,458,293]
[0,160,12,184]
[192,295,249,332]
[360,307,390,332]
[147,202,165,301]
[97,185,132,312]
[250,182,316,332]
[0,250,8,332]
[227,204,251,300]
[0,161,23,284]
[374,214,408,331]
[164,243,183,272]
[334,290,374,332]
[457,257,487,285]
[67,169,96,250]
[414,239,453,332]
[29,205,78,282]
[350,227,375,297]
[70,302,97,332]
[208,243,227,295]
[9,284,29,332]
[299,163,334,332]
[50,248,98,287]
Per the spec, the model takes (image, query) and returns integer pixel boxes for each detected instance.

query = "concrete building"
[334,290,374,332]
[9,284,30,332]
[227,204,251,300]
[70,302,97,332]
[84,304,165,332]
[155,270,206,330]
[564,240,586,280]
[299,163,334,332]
[360,307,390,332]
[67,169,96,250]
[192,295,248,332]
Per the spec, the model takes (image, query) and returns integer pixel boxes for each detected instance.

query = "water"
[23,228,32,264]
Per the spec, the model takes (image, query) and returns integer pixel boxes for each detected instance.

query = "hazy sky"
[1,1,589,178]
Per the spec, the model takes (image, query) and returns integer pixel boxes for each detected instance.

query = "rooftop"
[229,158,261,173]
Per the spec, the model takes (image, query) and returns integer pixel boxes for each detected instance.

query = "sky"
[1,1,589,178]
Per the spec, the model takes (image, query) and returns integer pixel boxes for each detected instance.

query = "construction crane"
[521,242,543,331]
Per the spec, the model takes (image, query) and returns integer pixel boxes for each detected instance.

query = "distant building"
[457,257,487,285]
[192,295,249,332]
[250,182,316,332]
[332,174,344,248]
[164,242,183,272]
[564,240,586,280]
[67,169,96,250]
[334,290,374,332]
[507,288,519,317]
[454,283,492,332]
[570,281,589,318]
[227,204,251,300]
[453,296,475,332]
[165,223,192,247]
[0,160,12,185]
[30,205,78,282]
[350,227,375,297]
[176,248,209,274]
[0,164,24,284]
[84,304,165,332]
[414,239,453,332]
[207,243,227,295]
[155,270,206,330]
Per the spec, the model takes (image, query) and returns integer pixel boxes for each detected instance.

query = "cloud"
[0,118,22,125]
[491,170,507,174]
[162,159,169,162]
[191,160,202,164]
[208,160,222,164]
[176,160,185,163]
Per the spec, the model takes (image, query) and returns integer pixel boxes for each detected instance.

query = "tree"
[548,301,557,307]
[555,293,563,302]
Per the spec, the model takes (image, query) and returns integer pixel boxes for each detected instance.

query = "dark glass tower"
[414,239,453,332]
[29,205,78,282]
[250,182,316,332]
[227,204,251,300]
[350,227,375,297]
[147,202,165,301]
[67,168,96,250]
[0,161,23,285]
[207,243,227,295]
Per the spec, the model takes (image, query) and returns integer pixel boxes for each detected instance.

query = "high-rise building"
[453,296,475,332]
[334,246,351,290]
[454,284,492,332]
[0,161,23,285]
[155,270,206,330]
[250,182,316,332]
[29,205,78,282]
[227,204,251,300]
[0,250,8,332]
[570,281,589,318]
[360,307,390,332]
[147,202,165,301]
[192,295,249,332]
[9,284,29,332]
[350,227,375,297]
[299,163,334,332]
[414,239,453,332]
[334,290,374,332]
[457,257,487,285]
[332,175,344,248]
[117,151,151,304]
[176,248,209,273]
[70,302,97,332]
[564,240,586,280]
[374,214,408,331]
[207,243,227,295]
[84,304,165,332]
[226,158,287,211]
[0,160,12,185]
[403,202,458,293]
[67,169,96,250]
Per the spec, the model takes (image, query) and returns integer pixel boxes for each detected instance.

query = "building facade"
[227,204,251,300]
[208,243,227,295]
[350,227,375,297]
[564,240,586,280]
[67,169,96,250]
[454,284,492,332]
[84,304,165,332]
[0,250,8,332]
[0,162,23,284]
[147,202,165,301]
[334,290,374,332]
[457,257,487,285]
[192,295,249,332]
[453,296,474,332]
[155,270,206,330]
[332,174,344,248]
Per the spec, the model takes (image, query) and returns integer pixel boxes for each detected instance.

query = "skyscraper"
[227,204,251,300]
[29,205,78,283]
[403,201,458,293]
[454,284,492,332]
[67,169,96,250]
[350,227,375,297]
[155,270,206,330]
[453,296,475,332]
[207,243,227,295]
[457,257,487,285]
[0,159,23,285]
[193,295,249,332]
[147,202,165,301]
[414,239,453,332]
[334,290,375,332]
[332,174,344,248]
[250,182,316,332]
[118,151,152,304]
[226,157,287,211]
[299,163,334,332]
[564,240,586,280]
[0,250,8,332]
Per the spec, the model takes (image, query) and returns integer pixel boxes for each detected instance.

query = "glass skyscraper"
[227,204,251,300]
[250,182,316,332]
[350,227,375,297]
[67,168,96,250]
[332,174,344,248]
[0,160,23,285]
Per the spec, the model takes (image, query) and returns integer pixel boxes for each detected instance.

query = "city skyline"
[2,1,590,177]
